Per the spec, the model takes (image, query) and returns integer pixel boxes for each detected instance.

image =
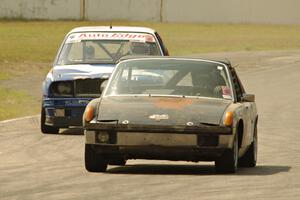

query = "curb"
[0,115,39,124]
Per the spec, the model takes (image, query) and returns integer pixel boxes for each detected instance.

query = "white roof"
[69,26,156,35]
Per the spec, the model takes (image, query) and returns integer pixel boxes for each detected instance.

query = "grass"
[0,71,10,80]
[1,20,300,120]
[0,87,39,121]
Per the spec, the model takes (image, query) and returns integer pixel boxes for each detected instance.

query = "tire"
[238,124,257,167]
[215,134,238,173]
[41,108,59,134]
[85,144,108,172]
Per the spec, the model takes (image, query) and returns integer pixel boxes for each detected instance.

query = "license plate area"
[117,132,197,146]
[54,108,65,117]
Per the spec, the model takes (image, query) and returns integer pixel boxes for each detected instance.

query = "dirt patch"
[0,61,51,119]
[154,98,194,109]
[0,61,51,100]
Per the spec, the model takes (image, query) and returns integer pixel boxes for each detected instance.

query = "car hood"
[97,96,231,126]
[51,64,115,81]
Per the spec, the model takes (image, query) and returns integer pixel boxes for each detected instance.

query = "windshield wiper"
[147,94,186,98]
[62,61,115,65]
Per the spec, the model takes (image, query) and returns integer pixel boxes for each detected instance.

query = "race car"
[41,26,169,134]
[83,57,258,173]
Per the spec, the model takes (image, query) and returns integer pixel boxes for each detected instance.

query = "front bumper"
[43,97,92,128]
[85,123,234,161]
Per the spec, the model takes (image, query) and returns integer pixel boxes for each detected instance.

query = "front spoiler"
[90,144,227,161]
[45,115,83,128]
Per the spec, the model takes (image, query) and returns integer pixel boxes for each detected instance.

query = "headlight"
[58,82,72,94]
[50,81,73,97]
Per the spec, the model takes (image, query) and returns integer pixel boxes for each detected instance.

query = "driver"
[85,46,95,59]
[191,67,226,97]
[130,42,150,55]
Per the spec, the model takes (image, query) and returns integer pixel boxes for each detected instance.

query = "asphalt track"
[0,51,299,200]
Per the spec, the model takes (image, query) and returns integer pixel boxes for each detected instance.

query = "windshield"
[105,59,233,99]
[56,32,161,65]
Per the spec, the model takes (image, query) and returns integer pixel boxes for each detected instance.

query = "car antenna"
[110,22,112,29]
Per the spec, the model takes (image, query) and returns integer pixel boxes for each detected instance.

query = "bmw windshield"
[56,32,161,65]
[104,59,233,100]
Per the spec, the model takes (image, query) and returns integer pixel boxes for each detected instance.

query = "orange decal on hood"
[154,98,193,109]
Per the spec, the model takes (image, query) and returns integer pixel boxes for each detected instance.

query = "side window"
[68,42,83,61]
[219,69,230,87]
[155,32,169,56]
[231,69,245,101]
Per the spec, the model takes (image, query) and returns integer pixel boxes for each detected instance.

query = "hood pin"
[186,122,194,126]
[122,120,129,124]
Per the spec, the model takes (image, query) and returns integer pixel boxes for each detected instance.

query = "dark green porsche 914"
[83,57,258,173]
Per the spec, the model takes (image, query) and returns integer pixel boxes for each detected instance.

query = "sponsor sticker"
[66,32,155,43]
[221,86,232,99]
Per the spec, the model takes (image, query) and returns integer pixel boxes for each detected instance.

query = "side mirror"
[100,80,108,93]
[164,48,170,56]
[241,93,255,102]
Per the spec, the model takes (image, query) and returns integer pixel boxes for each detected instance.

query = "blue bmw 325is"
[41,26,169,134]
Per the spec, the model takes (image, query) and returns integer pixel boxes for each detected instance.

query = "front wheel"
[215,134,238,173]
[239,124,257,167]
[41,108,59,134]
[85,144,108,172]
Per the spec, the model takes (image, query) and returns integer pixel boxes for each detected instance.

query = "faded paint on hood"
[51,64,115,81]
[97,96,231,125]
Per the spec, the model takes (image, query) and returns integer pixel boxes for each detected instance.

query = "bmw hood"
[97,96,231,126]
[51,64,115,81]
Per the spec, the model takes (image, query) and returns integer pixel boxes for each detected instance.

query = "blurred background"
[2,0,300,24]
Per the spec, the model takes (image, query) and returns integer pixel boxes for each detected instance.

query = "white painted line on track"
[0,115,39,124]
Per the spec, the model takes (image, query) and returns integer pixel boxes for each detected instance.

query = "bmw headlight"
[50,81,73,97]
